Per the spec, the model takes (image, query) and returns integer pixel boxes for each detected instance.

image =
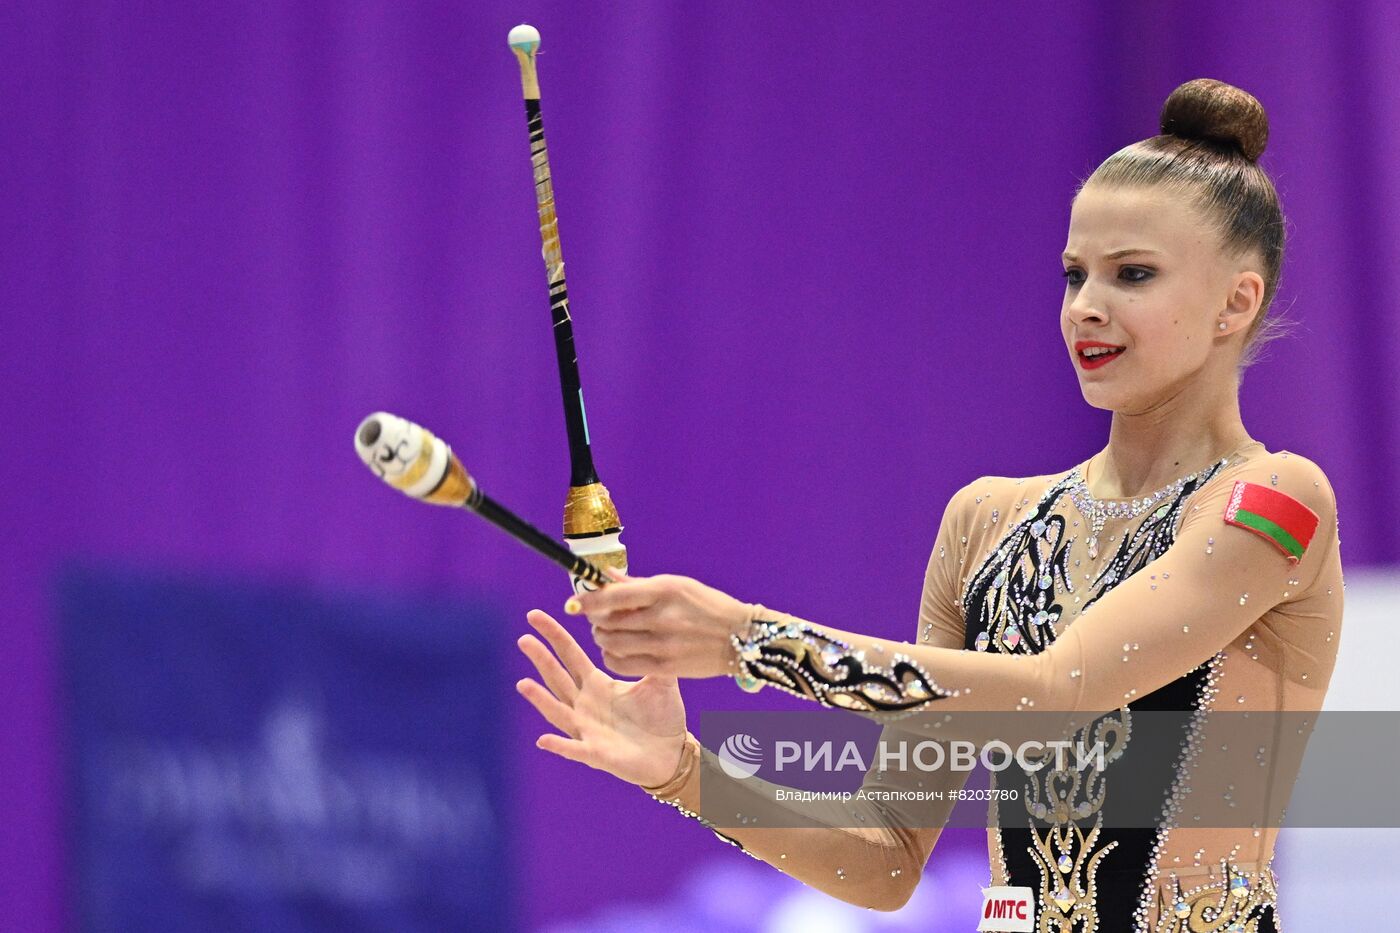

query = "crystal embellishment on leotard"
[730,619,952,712]
[962,457,1242,933]
[734,673,763,693]
[962,477,1083,657]
[1069,455,1230,559]
[1152,860,1276,932]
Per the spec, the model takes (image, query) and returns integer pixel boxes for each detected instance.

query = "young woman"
[515,79,1342,932]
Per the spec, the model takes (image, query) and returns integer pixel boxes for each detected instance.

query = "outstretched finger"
[516,678,580,738]
[527,609,598,686]
[536,732,594,767]
[518,634,579,705]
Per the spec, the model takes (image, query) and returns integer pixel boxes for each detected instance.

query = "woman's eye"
[1058,263,1148,285]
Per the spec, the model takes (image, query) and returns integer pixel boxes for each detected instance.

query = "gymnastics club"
[508,23,628,594]
[353,412,611,589]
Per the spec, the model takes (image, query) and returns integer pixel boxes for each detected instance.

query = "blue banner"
[59,566,512,932]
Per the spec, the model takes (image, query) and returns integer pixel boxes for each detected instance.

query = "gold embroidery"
[1152,860,1277,932]
[1030,821,1119,931]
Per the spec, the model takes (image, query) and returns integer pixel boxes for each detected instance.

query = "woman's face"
[1060,183,1263,413]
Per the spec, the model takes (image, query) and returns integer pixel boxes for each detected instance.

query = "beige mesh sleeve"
[736,454,1338,721]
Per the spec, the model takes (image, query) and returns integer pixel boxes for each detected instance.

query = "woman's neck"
[1088,382,1254,499]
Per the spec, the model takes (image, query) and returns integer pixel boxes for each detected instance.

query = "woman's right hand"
[516,608,688,788]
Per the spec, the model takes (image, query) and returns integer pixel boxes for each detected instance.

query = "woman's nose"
[1066,288,1109,326]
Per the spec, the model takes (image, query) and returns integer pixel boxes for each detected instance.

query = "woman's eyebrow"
[1061,247,1162,261]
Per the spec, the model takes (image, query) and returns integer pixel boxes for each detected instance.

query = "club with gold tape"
[506,25,759,692]
[354,412,613,589]
[507,23,627,595]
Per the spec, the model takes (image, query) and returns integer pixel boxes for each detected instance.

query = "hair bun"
[1159,79,1269,162]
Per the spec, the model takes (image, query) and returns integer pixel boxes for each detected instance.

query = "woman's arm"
[575,454,1337,719]
[518,501,981,911]
[656,524,981,910]
[640,723,969,911]
[734,454,1336,716]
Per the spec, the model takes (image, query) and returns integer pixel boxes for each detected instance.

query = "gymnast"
[515,78,1341,932]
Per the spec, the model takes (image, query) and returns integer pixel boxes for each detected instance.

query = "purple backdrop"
[4,1,1398,930]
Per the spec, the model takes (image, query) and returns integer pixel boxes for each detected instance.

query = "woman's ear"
[1219,269,1265,336]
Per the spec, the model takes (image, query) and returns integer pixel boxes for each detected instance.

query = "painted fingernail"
[564,597,582,615]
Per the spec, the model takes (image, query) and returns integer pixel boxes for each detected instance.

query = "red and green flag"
[1222,480,1320,564]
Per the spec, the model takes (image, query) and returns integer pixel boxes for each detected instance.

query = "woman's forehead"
[1065,184,1209,257]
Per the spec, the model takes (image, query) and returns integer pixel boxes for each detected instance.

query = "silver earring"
[1218,322,1228,331]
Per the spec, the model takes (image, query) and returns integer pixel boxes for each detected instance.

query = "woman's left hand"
[566,572,752,679]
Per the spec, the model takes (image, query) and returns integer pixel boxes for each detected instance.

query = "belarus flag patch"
[1223,481,1320,564]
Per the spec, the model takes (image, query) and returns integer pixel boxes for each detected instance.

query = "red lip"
[1074,340,1126,371]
